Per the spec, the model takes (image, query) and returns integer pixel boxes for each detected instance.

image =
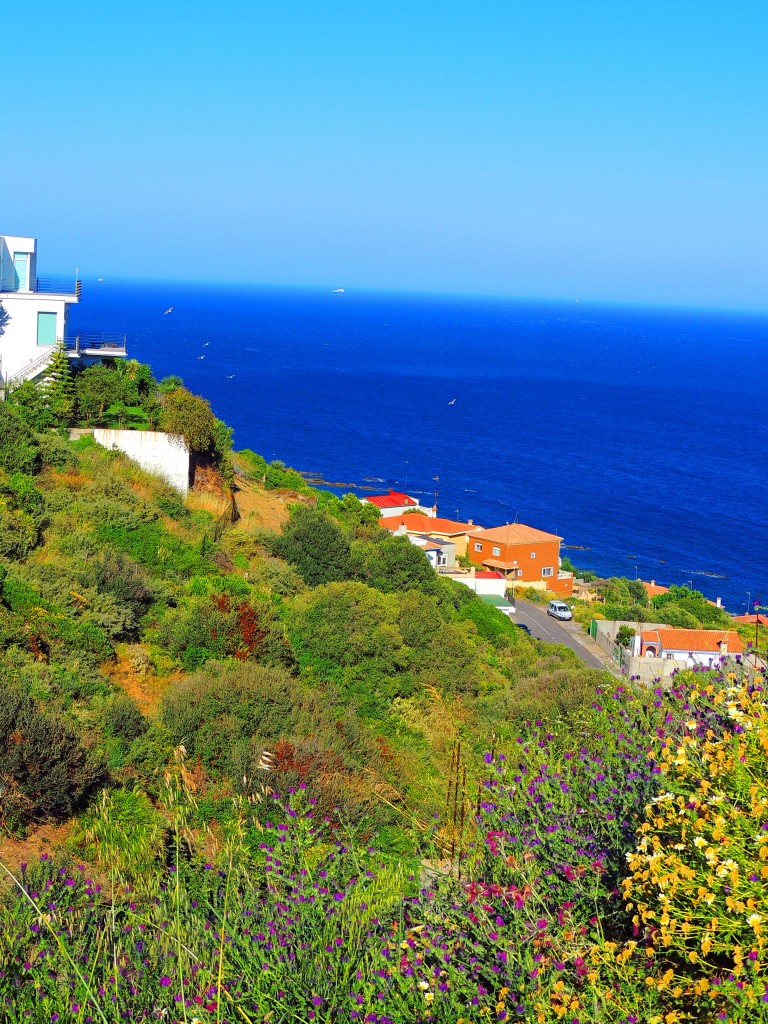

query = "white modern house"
[0,234,126,387]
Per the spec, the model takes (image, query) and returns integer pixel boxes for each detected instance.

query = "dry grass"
[185,489,232,518]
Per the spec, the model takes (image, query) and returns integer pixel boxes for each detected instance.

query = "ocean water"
[69,279,768,613]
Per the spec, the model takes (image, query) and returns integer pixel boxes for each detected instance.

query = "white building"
[0,234,126,386]
[362,490,435,519]
[441,569,507,598]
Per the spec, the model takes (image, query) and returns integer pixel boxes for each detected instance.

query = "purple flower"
[160,975,171,987]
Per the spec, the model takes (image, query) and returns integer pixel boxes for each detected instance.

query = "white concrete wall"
[369,503,435,519]
[1,235,75,382]
[0,293,69,380]
[469,576,507,597]
[93,429,191,493]
[0,236,37,290]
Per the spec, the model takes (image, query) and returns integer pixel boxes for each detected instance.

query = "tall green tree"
[74,362,123,425]
[7,379,52,431]
[274,505,353,587]
[0,302,9,338]
[42,341,75,425]
[159,387,216,451]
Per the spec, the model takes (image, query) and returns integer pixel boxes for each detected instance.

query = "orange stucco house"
[466,523,573,596]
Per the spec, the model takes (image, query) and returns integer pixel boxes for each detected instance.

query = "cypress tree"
[43,341,75,425]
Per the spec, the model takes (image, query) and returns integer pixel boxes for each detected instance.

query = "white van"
[547,600,573,621]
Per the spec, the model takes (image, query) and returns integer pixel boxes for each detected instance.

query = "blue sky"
[5,1,767,308]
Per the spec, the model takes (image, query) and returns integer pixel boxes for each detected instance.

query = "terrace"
[65,332,127,357]
[0,277,82,298]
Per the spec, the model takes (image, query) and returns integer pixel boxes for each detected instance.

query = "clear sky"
[5,1,767,308]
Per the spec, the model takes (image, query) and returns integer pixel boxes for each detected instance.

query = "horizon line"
[56,271,768,317]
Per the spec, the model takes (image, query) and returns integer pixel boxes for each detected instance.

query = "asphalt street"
[512,598,611,672]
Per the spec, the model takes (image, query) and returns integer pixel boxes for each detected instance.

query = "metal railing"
[65,332,127,354]
[35,277,82,297]
[4,349,56,389]
[0,278,81,296]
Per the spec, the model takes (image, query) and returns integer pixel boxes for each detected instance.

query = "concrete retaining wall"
[93,429,190,493]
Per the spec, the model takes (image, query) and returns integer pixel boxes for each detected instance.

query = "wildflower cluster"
[624,676,768,1016]
[1,671,766,1023]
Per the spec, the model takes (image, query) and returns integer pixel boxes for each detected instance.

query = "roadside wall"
[93,429,190,493]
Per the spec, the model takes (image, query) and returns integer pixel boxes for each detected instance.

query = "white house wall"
[0,293,69,380]
[0,236,38,289]
[93,429,191,493]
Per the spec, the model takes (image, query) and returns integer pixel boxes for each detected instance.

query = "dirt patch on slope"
[102,646,182,717]
[231,475,293,533]
[0,822,72,876]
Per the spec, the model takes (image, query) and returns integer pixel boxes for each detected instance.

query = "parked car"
[547,600,573,621]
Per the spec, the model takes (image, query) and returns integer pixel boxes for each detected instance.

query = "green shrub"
[272,505,353,586]
[156,490,189,520]
[0,404,40,474]
[0,684,104,826]
[104,693,148,742]
[159,661,298,775]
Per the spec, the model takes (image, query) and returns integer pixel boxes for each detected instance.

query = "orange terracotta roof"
[642,580,670,598]
[641,628,743,654]
[731,613,765,625]
[473,523,562,545]
[482,558,520,570]
[378,513,482,534]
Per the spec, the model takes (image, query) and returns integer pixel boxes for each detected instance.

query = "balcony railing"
[0,278,81,297]
[35,278,82,297]
[65,333,127,355]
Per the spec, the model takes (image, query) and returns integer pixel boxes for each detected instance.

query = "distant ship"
[332,288,345,294]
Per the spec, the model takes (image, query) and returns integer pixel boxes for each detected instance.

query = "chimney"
[716,597,722,607]
[718,637,728,655]
[468,518,473,525]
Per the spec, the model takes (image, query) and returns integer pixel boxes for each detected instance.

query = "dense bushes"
[0,404,40,474]
[0,685,104,827]
[272,505,353,586]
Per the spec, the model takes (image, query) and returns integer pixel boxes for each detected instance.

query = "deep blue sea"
[69,279,767,614]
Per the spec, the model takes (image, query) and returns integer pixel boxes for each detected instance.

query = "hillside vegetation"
[0,389,765,1024]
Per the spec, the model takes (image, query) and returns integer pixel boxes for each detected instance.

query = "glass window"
[492,546,500,556]
[474,542,482,552]
[37,312,57,346]
[541,567,554,578]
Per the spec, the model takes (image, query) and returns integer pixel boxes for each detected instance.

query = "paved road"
[513,598,611,672]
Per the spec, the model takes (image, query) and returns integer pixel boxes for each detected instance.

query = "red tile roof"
[378,513,481,534]
[365,491,420,509]
[641,628,743,654]
[473,523,562,545]
[475,571,505,579]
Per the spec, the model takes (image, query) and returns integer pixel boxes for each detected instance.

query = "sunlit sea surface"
[70,280,768,613]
